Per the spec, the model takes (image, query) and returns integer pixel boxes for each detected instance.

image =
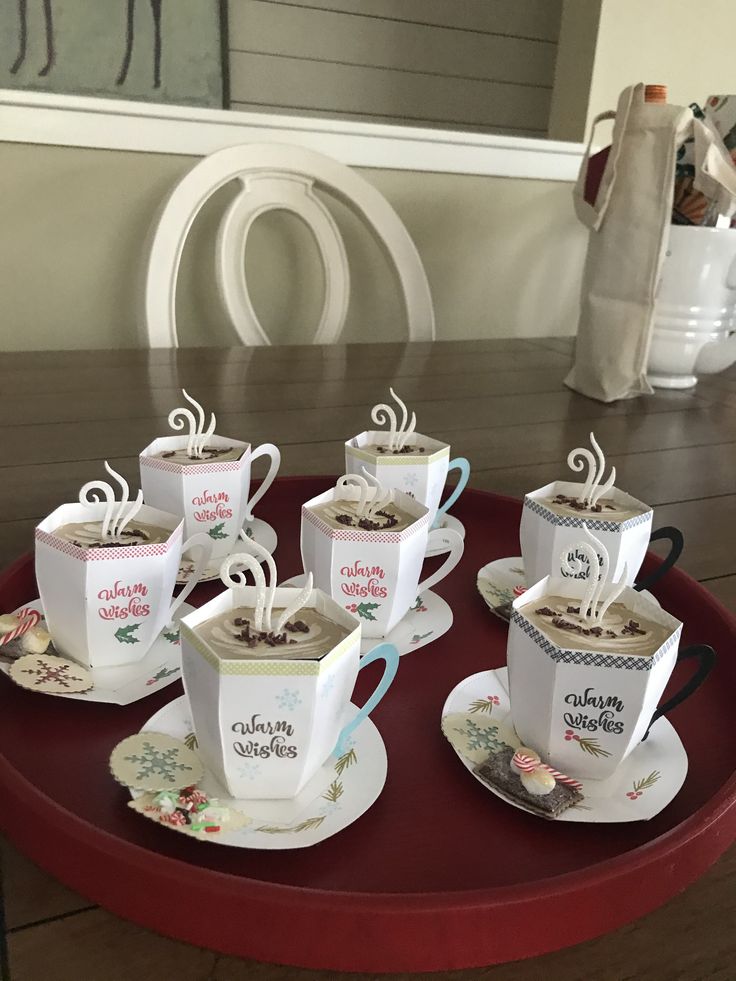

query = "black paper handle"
[642,644,716,741]
[635,526,684,592]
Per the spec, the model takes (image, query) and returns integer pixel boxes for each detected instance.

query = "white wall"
[0,140,586,351]
[550,0,736,141]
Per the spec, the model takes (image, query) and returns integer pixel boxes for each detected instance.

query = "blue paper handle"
[433,457,470,528]
[333,643,399,757]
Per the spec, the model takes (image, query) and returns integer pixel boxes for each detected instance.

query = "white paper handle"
[417,528,464,594]
[169,533,213,623]
[244,443,281,521]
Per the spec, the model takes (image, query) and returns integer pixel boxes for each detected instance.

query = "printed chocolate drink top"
[156,445,242,465]
[310,472,416,532]
[209,545,348,660]
[542,431,647,521]
[310,497,416,532]
[59,461,171,548]
[53,519,171,549]
[195,604,349,660]
[362,441,425,456]
[519,594,671,657]
[519,527,673,657]
[161,389,242,463]
[368,387,420,454]
[540,494,646,523]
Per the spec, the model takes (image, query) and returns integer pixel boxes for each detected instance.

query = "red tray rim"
[2,484,735,971]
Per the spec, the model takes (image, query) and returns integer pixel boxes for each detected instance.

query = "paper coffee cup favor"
[180,542,399,800]
[345,388,470,527]
[35,463,212,669]
[520,433,653,588]
[140,390,280,559]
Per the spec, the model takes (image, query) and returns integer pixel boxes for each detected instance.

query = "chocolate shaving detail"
[376,445,420,455]
[536,606,649,642]
[335,508,400,531]
[551,493,610,515]
[186,446,234,461]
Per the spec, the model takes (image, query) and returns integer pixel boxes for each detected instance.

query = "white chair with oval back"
[141,143,435,347]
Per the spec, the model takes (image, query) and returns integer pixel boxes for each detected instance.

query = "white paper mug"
[139,434,280,559]
[345,430,470,527]
[507,575,715,779]
[180,584,399,799]
[35,502,212,669]
[300,486,464,638]
[520,481,654,588]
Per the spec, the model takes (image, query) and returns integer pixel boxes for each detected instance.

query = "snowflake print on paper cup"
[110,733,203,792]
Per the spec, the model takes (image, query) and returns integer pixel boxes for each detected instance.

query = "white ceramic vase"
[648,225,736,389]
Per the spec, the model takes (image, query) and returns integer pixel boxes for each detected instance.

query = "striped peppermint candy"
[0,608,41,647]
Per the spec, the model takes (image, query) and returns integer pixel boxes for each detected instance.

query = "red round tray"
[1,479,734,973]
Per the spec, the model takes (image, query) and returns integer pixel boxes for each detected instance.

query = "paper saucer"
[477,557,661,623]
[281,575,452,656]
[426,514,466,557]
[442,667,688,823]
[476,557,528,621]
[133,694,387,849]
[177,518,278,584]
[0,599,193,705]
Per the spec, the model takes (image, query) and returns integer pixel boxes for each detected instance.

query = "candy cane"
[511,751,582,791]
[0,609,41,647]
[540,765,584,791]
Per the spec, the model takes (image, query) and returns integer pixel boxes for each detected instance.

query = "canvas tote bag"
[566,84,693,402]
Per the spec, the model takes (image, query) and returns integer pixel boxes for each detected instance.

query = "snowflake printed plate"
[135,694,388,849]
[441,668,688,823]
[0,599,193,705]
[177,518,278,585]
[425,514,466,557]
[477,558,661,623]
[281,576,451,656]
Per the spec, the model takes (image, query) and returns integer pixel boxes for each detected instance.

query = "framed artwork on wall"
[0,0,228,108]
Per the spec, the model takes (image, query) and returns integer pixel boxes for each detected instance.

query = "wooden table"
[0,338,734,981]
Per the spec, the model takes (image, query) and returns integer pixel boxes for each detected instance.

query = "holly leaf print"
[115,623,141,644]
[208,522,229,540]
[162,630,180,645]
[356,602,380,621]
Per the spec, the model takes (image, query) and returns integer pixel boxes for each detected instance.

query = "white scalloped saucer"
[133,694,387,849]
[442,667,688,823]
[0,599,193,705]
